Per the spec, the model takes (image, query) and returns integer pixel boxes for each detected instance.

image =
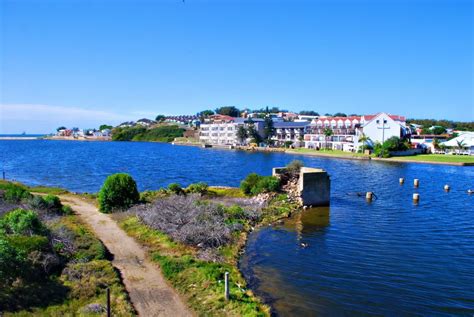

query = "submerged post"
[224,272,230,301]
[366,192,373,202]
[106,288,111,317]
[414,179,420,187]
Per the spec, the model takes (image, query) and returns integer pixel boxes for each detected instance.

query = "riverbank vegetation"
[97,172,299,316]
[0,182,134,315]
[112,124,184,142]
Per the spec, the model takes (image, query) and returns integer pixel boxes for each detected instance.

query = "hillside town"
[52,109,474,156]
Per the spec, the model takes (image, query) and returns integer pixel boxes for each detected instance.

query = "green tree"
[247,122,262,144]
[215,106,240,117]
[198,110,215,118]
[98,174,140,213]
[456,139,466,152]
[431,126,446,135]
[99,124,113,131]
[263,116,275,144]
[333,112,347,117]
[56,126,66,132]
[358,133,370,153]
[155,115,166,122]
[236,125,248,144]
[299,110,319,116]
[323,128,333,150]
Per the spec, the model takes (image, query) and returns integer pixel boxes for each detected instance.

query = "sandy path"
[59,195,193,317]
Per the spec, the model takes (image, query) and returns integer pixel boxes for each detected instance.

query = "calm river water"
[1,140,473,315]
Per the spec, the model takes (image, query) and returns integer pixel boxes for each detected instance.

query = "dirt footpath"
[59,195,193,317]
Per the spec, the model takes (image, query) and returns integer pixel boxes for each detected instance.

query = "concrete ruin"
[273,167,330,206]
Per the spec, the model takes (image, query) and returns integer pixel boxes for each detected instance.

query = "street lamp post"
[377,118,389,157]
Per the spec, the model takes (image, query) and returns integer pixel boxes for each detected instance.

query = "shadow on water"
[240,207,332,316]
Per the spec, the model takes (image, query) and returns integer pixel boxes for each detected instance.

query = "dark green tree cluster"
[373,136,410,158]
[215,106,240,117]
[112,125,184,142]
[299,110,319,116]
[407,118,474,132]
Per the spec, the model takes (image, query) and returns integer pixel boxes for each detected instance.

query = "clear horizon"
[1,0,473,134]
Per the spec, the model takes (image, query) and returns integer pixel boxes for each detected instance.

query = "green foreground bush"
[98,173,140,212]
[0,183,32,203]
[240,173,280,196]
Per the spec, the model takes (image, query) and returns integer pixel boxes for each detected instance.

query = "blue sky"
[1,0,472,133]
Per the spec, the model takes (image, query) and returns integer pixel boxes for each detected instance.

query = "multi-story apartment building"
[304,113,410,152]
[199,115,265,145]
[304,116,362,151]
[272,122,310,146]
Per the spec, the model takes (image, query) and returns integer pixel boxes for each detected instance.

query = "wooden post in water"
[224,272,230,301]
[106,288,111,317]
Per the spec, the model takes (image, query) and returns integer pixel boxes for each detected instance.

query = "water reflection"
[284,207,330,238]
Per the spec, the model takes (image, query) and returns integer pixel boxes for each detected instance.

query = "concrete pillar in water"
[414,179,420,187]
[444,185,450,191]
[399,178,404,184]
[413,193,420,203]
[272,167,330,206]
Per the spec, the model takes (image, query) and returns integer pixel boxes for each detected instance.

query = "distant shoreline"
[2,137,472,166]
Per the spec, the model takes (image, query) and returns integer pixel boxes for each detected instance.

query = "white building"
[272,122,309,146]
[303,113,410,152]
[304,116,361,151]
[441,132,474,155]
[358,113,410,145]
[199,115,265,145]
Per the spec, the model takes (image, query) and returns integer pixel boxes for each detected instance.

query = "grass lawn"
[287,148,368,157]
[384,154,474,164]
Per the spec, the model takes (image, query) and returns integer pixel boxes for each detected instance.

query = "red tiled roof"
[363,113,406,122]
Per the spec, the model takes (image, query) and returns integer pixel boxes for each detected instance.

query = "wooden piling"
[107,288,111,317]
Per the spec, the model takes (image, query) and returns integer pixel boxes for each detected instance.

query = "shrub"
[186,182,209,195]
[28,195,48,210]
[0,209,46,236]
[1,183,32,203]
[252,176,280,195]
[0,237,26,286]
[240,173,261,195]
[240,173,280,196]
[98,174,140,213]
[168,183,184,195]
[42,195,63,213]
[285,160,304,176]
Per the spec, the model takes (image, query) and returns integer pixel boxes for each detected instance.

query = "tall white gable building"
[359,113,410,144]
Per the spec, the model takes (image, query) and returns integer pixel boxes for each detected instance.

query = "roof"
[441,132,474,147]
[208,114,235,121]
[363,113,406,122]
[234,118,265,123]
[274,122,310,128]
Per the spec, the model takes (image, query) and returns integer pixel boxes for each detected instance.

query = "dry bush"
[132,194,260,249]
